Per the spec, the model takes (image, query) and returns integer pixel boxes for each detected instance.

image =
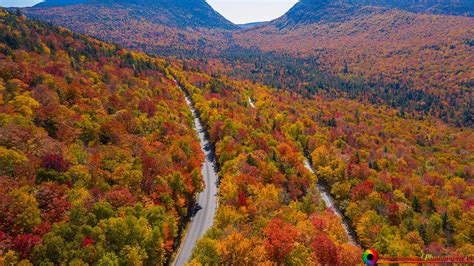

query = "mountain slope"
[0,9,205,264]
[173,64,473,262]
[34,0,88,7]
[24,0,236,55]
[278,0,473,26]
[233,2,474,126]
[34,0,236,29]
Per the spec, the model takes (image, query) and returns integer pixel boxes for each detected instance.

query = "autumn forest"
[0,0,473,265]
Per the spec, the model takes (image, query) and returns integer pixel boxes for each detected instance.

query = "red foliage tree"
[104,188,136,209]
[138,98,157,118]
[81,236,95,248]
[264,218,298,263]
[33,222,52,237]
[387,203,400,225]
[311,215,328,232]
[351,180,373,200]
[312,232,339,265]
[13,234,42,259]
[237,189,247,207]
[41,154,70,172]
[36,183,71,222]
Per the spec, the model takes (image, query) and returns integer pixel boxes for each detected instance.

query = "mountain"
[1,8,473,264]
[34,0,88,7]
[24,0,236,55]
[277,0,473,26]
[34,0,236,29]
[354,0,474,16]
[238,21,266,29]
[232,1,474,126]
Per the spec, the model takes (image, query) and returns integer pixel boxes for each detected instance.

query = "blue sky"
[0,0,298,24]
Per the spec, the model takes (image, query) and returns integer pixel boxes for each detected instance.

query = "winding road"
[173,87,219,266]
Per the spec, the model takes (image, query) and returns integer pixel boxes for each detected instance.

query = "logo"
[362,249,379,265]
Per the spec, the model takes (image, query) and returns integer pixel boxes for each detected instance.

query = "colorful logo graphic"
[362,249,379,265]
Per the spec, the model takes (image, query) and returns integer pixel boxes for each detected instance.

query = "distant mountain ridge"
[32,0,237,29]
[239,21,266,29]
[34,0,87,7]
[23,0,236,55]
[277,0,473,26]
[232,0,474,126]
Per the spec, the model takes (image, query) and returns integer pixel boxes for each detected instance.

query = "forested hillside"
[0,10,204,264]
[170,63,473,261]
[234,6,474,126]
[34,0,236,29]
[171,69,361,265]
[1,5,472,264]
[24,0,235,56]
[283,0,474,21]
[23,0,474,127]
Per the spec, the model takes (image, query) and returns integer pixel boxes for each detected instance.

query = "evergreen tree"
[427,198,436,214]
[412,196,421,213]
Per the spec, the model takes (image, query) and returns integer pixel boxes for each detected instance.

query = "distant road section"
[303,159,356,244]
[247,94,356,245]
[173,88,219,266]
[248,97,256,108]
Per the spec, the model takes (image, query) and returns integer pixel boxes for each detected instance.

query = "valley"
[173,67,472,263]
[0,0,472,264]
[173,81,218,266]
[23,0,473,126]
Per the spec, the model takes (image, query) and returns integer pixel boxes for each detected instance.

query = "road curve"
[173,88,219,266]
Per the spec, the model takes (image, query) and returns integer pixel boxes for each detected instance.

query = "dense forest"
[0,6,472,265]
[171,62,473,262]
[234,8,474,126]
[25,1,474,127]
[171,69,361,265]
[0,10,204,264]
[183,47,472,128]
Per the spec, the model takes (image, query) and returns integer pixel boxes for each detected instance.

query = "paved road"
[248,94,356,245]
[248,97,256,108]
[173,91,219,266]
[303,159,356,244]
[173,87,354,265]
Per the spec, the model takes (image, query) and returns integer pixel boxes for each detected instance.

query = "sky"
[0,0,298,24]
[208,0,298,24]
